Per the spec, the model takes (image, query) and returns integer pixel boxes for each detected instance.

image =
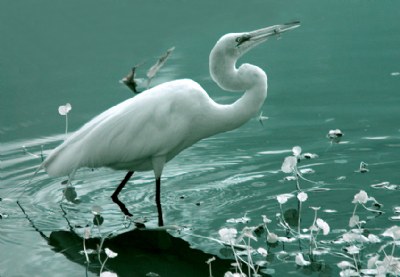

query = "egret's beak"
[237,21,300,51]
[249,21,300,42]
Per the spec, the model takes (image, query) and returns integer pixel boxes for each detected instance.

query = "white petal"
[382,226,400,240]
[337,261,355,269]
[257,247,268,257]
[219,228,237,244]
[276,193,294,204]
[292,146,302,156]
[58,103,72,115]
[345,245,360,255]
[367,254,380,269]
[368,234,381,243]
[339,269,359,277]
[297,192,308,202]
[349,215,360,228]
[267,232,278,243]
[281,156,297,173]
[295,253,311,266]
[277,195,288,204]
[352,190,368,204]
[105,248,118,258]
[262,215,272,224]
[278,237,296,243]
[316,218,330,235]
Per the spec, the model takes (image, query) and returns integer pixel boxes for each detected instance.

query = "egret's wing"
[43,79,204,177]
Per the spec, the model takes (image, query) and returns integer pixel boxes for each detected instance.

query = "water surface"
[1,1,400,276]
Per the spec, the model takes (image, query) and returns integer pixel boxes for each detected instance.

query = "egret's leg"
[111,171,134,217]
[155,177,164,226]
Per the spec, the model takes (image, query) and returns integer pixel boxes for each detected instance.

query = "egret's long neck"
[208,48,268,133]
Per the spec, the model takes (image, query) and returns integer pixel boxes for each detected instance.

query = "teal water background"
[1,1,400,276]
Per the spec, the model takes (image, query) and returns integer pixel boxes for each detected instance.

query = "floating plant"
[281,146,319,190]
[327,129,343,144]
[100,248,118,277]
[355,161,369,173]
[58,103,72,137]
[257,111,269,126]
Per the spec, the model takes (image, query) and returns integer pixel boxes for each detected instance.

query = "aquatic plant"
[327,129,343,144]
[215,145,399,277]
[206,256,216,277]
[100,248,118,275]
[58,103,71,137]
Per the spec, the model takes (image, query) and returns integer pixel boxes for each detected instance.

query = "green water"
[1,1,400,276]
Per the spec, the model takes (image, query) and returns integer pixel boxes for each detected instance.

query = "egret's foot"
[111,195,133,217]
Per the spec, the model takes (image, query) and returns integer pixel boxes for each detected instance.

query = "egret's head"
[211,21,300,60]
[210,21,300,92]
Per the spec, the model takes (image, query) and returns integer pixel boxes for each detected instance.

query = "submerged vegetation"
[214,146,400,277]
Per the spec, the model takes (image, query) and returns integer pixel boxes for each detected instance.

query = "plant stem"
[352,204,358,218]
[65,114,68,137]
[230,243,244,276]
[99,256,109,274]
[83,238,90,263]
[298,200,302,235]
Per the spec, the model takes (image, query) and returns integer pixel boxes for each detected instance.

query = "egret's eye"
[235,35,251,47]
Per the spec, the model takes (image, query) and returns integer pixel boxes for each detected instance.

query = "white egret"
[42,22,300,226]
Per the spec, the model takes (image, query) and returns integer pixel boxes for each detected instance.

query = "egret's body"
[42,22,300,226]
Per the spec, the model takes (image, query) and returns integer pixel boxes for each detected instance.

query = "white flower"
[242,227,257,241]
[292,146,302,157]
[206,257,216,264]
[328,129,343,138]
[276,194,293,204]
[339,269,359,277]
[281,156,297,173]
[218,228,237,244]
[299,168,314,174]
[297,192,308,202]
[345,245,360,255]
[360,269,378,275]
[105,248,118,258]
[348,215,366,228]
[257,247,268,257]
[368,234,381,243]
[382,255,400,275]
[343,232,368,243]
[278,237,296,243]
[337,261,355,269]
[316,218,330,235]
[58,103,72,115]
[382,226,400,240]
[367,254,380,269]
[262,215,271,224]
[352,190,369,204]
[295,253,311,266]
[267,232,278,243]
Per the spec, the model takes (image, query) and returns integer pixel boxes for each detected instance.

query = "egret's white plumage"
[42,22,300,226]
